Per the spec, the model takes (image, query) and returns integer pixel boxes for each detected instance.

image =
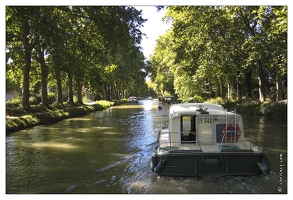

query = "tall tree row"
[6,6,147,109]
[150,6,287,102]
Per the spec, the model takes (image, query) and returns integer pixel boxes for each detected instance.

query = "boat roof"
[169,103,237,116]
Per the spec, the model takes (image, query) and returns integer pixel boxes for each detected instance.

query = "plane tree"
[6,6,148,106]
[149,6,287,102]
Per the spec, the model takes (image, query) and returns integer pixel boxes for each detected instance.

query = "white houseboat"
[150,103,271,176]
[158,96,175,111]
[129,96,138,103]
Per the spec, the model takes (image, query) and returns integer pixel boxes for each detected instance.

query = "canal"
[6,100,287,194]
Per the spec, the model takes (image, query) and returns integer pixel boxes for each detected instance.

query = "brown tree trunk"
[21,17,32,111]
[56,73,63,105]
[37,45,49,106]
[245,70,252,97]
[68,72,74,104]
[219,76,224,98]
[77,82,83,104]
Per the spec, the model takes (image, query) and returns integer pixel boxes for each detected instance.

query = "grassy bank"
[6,100,128,134]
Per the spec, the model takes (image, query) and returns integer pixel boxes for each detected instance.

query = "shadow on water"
[6,100,287,194]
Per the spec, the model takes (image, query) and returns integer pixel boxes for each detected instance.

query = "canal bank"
[6,100,128,134]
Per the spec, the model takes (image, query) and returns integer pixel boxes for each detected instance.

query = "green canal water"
[6,100,287,194]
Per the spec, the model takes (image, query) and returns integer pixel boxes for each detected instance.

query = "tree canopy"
[6,6,288,107]
[149,6,287,103]
[6,6,149,109]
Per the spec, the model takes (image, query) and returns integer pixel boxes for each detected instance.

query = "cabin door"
[181,115,196,143]
[196,117,214,144]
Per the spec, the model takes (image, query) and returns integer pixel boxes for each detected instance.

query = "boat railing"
[158,130,262,152]
[243,130,261,148]
[218,130,261,150]
[158,131,202,152]
[160,117,169,129]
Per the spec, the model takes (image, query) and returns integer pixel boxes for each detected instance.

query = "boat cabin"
[160,103,247,150]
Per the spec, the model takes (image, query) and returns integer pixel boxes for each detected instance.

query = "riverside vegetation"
[6,96,286,135]
[206,97,287,121]
[6,98,128,134]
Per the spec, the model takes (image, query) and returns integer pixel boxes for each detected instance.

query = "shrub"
[262,101,287,121]
[48,92,56,104]
[29,96,41,105]
[221,100,238,112]
[96,100,114,108]
[6,97,21,107]
[206,97,225,105]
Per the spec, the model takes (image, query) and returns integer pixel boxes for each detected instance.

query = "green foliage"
[48,92,56,104]
[233,100,261,115]
[6,97,21,107]
[6,6,148,107]
[206,97,226,105]
[6,114,40,133]
[29,96,41,105]
[149,6,287,103]
[187,95,205,103]
[206,98,261,114]
[111,99,129,106]
[261,101,287,121]
[96,100,114,108]
[205,98,286,121]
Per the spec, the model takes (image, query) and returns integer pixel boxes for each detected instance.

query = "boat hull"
[150,151,270,176]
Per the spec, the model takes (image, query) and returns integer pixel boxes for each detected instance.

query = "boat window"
[181,116,196,143]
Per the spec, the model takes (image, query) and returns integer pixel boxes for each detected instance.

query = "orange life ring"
[222,124,241,141]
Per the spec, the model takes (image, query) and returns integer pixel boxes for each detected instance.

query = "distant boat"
[150,103,271,176]
[129,96,138,103]
[147,96,153,100]
[158,96,175,111]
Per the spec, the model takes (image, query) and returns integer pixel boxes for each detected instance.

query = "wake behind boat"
[150,103,271,176]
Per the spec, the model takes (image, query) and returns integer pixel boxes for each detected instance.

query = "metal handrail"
[158,130,261,152]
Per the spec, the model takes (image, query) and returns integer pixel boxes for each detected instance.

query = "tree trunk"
[56,71,63,105]
[219,76,224,98]
[21,17,32,111]
[77,82,83,104]
[107,86,111,100]
[37,46,49,106]
[245,70,252,97]
[22,62,31,110]
[257,60,266,102]
[237,83,242,100]
[276,73,284,101]
[68,72,74,104]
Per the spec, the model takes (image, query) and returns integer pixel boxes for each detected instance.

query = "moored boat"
[150,103,271,176]
[129,96,138,103]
